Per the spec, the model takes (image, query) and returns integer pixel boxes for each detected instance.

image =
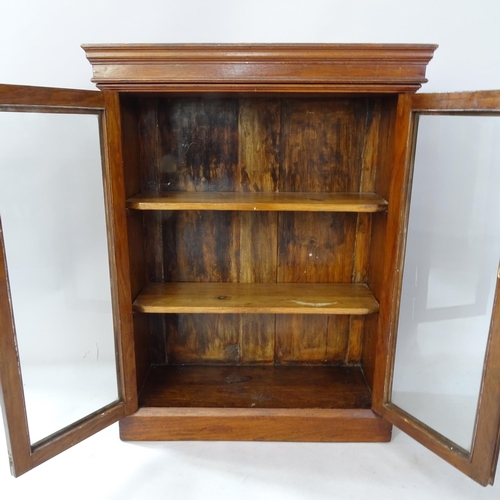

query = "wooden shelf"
[139,365,372,409]
[133,282,379,315]
[126,192,388,212]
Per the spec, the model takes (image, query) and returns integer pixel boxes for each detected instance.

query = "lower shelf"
[139,365,372,409]
[119,365,392,442]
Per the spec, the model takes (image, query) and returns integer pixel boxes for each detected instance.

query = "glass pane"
[0,111,118,444]
[392,114,500,452]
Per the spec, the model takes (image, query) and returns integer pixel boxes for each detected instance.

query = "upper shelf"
[126,192,388,212]
[133,282,380,315]
[82,43,437,93]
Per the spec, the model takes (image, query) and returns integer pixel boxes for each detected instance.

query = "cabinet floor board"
[139,364,372,409]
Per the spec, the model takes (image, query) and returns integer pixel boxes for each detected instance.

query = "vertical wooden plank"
[157,97,239,191]
[276,211,357,362]
[163,211,240,283]
[278,212,357,283]
[155,98,241,364]
[238,99,280,192]
[360,96,398,392]
[119,96,151,389]
[166,314,240,364]
[239,211,277,363]
[368,94,411,409]
[276,98,370,364]
[237,99,281,364]
[138,99,167,364]
[239,314,276,364]
[346,316,365,363]
[348,98,382,364]
[279,98,368,193]
[275,315,328,363]
[327,316,351,363]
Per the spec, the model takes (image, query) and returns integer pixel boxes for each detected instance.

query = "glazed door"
[0,85,137,476]
[378,91,500,486]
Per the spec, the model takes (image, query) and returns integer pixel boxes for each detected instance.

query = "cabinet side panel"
[137,99,167,364]
[120,96,151,392]
[361,96,398,392]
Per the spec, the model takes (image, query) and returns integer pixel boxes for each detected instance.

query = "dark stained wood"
[120,407,392,442]
[162,211,240,283]
[82,43,437,93]
[240,314,275,364]
[275,315,330,363]
[136,99,167,364]
[279,98,368,193]
[157,97,239,191]
[133,282,380,315]
[276,212,357,362]
[126,191,388,212]
[139,365,372,408]
[165,314,240,364]
[238,212,277,364]
[133,95,391,365]
[277,213,357,283]
[238,98,280,191]
[347,316,365,363]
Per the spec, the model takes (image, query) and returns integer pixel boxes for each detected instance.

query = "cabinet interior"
[120,93,398,413]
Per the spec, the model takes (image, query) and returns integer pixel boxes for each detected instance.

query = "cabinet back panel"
[131,95,391,365]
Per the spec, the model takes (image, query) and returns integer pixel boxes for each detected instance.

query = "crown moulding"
[82,43,438,93]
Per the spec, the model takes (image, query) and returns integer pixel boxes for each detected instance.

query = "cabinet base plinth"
[119,407,392,442]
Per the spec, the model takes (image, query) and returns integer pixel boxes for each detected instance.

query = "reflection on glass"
[392,115,500,452]
[0,112,118,444]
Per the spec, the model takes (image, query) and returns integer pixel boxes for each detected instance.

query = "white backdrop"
[1,0,500,499]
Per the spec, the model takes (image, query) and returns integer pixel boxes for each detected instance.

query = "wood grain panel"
[165,314,240,364]
[138,100,167,365]
[347,316,365,363]
[276,315,329,363]
[240,314,276,364]
[134,282,380,315]
[126,191,388,211]
[277,212,357,283]
[239,211,277,363]
[238,98,280,191]
[153,98,241,363]
[120,407,392,442]
[157,98,239,191]
[279,98,368,193]
[327,315,351,363]
[361,96,398,391]
[83,43,437,94]
[139,365,372,408]
[162,211,240,283]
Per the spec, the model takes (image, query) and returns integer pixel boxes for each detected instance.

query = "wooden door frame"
[373,90,500,486]
[0,85,137,476]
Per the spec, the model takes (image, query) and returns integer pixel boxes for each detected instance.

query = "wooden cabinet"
[0,44,499,486]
